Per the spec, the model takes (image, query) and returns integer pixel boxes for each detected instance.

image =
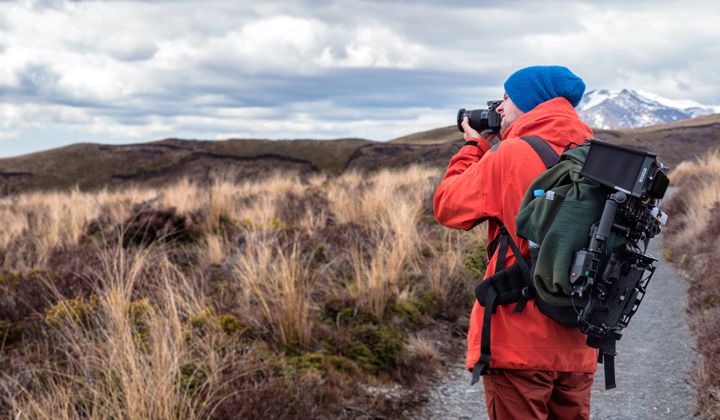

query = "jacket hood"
[501,97,594,147]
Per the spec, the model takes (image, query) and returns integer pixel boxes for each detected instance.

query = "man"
[434,66,597,419]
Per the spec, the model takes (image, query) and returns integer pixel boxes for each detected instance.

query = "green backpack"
[515,144,624,307]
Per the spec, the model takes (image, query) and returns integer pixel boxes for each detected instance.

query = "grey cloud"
[167,66,503,110]
[108,43,158,62]
[27,0,69,11]
[63,39,159,62]
[42,67,500,124]
[17,64,61,96]
[674,78,691,92]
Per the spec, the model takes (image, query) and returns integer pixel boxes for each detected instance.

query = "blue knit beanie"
[503,65,585,113]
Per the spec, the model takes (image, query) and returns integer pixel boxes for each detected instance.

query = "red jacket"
[434,97,598,373]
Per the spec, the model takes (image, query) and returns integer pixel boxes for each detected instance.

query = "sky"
[1,0,720,157]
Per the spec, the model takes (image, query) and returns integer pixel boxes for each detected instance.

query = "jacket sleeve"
[433,140,504,230]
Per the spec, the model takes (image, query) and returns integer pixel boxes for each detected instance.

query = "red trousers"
[482,369,593,420]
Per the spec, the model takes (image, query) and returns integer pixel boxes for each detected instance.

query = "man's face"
[497,93,525,136]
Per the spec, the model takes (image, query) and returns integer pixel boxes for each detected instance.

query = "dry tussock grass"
[327,166,436,225]
[232,236,314,349]
[664,150,720,419]
[427,229,478,301]
[670,149,720,186]
[404,335,441,362]
[6,245,231,419]
[0,164,485,419]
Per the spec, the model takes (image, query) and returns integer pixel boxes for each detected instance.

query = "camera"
[456,100,502,133]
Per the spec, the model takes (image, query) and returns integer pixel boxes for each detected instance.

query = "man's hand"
[461,117,499,143]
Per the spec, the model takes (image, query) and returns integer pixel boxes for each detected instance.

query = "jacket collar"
[501,97,594,147]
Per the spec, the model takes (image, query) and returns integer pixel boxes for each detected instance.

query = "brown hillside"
[0,138,371,194]
[2,114,719,194]
[390,126,462,145]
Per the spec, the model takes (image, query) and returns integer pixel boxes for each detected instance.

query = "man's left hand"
[462,117,499,143]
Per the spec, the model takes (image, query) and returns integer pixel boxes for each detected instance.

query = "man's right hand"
[461,117,499,143]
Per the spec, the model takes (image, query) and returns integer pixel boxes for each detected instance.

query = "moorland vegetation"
[664,149,720,419]
[0,165,486,419]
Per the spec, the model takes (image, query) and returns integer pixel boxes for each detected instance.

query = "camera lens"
[456,108,465,132]
[457,102,502,133]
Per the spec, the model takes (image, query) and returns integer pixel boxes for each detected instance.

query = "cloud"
[1,0,719,157]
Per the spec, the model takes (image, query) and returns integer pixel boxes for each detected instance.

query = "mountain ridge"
[2,113,719,195]
[577,89,720,129]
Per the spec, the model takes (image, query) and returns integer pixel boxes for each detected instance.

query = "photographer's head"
[500,65,585,135]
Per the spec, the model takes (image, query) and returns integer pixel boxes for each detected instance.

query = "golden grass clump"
[6,245,233,419]
[426,228,482,300]
[203,234,227,266]
[340,166,438,318]
[231,235,315,349]
[403,335,441,363]
[666,149,720,250]
[0,186,156,269]
[327,166,436,225]
[663,149,720,419]
[669,148,720,186]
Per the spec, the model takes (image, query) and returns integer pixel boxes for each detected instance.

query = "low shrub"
[665,151,720,419]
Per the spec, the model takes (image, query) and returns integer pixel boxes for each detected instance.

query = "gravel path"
[411,235,696,419]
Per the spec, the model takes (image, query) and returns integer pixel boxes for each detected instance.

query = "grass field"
[0,165,486,419]
[664,149,720,419]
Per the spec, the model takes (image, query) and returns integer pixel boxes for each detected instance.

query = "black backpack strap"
[490,223,530,281]
[590,336,618,390]
[521,136,560,169]
[600,349,616,390]
[471,221,533,385]
[471,285,497,385]
[495,230,508,275]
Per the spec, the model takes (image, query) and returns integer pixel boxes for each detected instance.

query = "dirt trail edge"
[410,234,696,419]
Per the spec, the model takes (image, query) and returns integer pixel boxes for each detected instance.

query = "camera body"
[457,100,502,133]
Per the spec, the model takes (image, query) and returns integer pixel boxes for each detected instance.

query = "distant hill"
[390,126,463,145]
[0,137,459,195]
[1,114,719,195]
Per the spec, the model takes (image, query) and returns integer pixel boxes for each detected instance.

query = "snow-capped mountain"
[576,89,720,129]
